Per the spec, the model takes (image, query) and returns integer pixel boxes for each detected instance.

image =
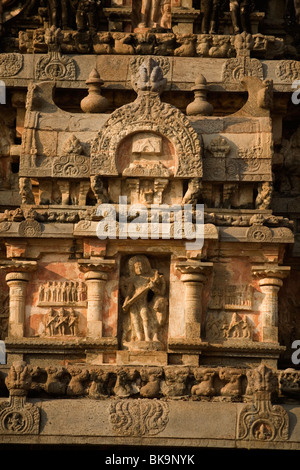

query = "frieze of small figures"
[13,30,286,59]
[0,363,287,402]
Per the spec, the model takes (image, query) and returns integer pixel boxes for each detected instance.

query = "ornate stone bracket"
[238,391,289,442]
[35,27,77,81]
[238,365,289,442]
[0,361,40,435]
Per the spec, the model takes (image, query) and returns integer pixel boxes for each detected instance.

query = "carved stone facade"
[0,0,299,453]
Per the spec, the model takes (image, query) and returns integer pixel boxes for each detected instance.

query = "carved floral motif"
[109,399,169,436]
[0,53,23,77]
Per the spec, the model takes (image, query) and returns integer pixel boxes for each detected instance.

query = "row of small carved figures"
[19,31,280,58]
[1,364,295,400]
[0,207,294,230]
[39,282,86,304]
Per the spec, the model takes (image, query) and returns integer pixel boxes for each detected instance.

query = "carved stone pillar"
[127,178,140,205]
[252,265,290,343]
[57,180,70,205]
[78,259,115,339]
[176,261,213,339]
[78,180,91,206]
[1,261,37,339]
[6,272,30,338]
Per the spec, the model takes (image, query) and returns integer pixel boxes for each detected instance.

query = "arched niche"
[116,131,175,177]
[90,93,204,179]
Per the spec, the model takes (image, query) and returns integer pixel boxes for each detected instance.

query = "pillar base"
[87,320,103,339]
[185,322,201,339]
[262,326,278,343]
[117,350,168,366]
[8,323,24,339]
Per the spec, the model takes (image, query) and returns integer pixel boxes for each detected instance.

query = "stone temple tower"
[0,0,299,453]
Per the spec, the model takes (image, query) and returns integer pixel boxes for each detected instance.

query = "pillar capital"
[0,259,37,277]
[252,264,290,282]
[6,271,31,283]
[176,260,213,283]
[84,271,109,283]
[78,258,116,275]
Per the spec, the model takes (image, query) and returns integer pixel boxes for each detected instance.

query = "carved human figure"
[46,308,57,336]
[56,281,62,302]
[120,255,167,345]
[73,0,101,33]
[160,0,171,29]
[68,308,78,335]
[46,0,70,29]
[229,0,252,34]
[78,281,86,301]
[6,412,25,432]
[226,312,252,339]
[138,0,162,29]
[200,0,222,34]
[39,284,45,302]
[56,308,68,335]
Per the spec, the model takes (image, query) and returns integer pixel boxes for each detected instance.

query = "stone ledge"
[1,54,298,93]
[4,337,118,351]
[0,398,298,450]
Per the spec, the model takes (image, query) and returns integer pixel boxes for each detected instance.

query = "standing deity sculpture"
[229,0,252,34]
[44,0,101,31]
[72,0,101,33]
[120,255,168,349]
[200,0,222,34]
[138,0,166,29]
[43,0,70,29]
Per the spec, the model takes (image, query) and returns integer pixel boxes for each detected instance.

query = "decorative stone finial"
[131,57,167,95]
[186,75,214,116]
[44,26,64,52]
[5,361,32,397]
[80,68,109,114]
